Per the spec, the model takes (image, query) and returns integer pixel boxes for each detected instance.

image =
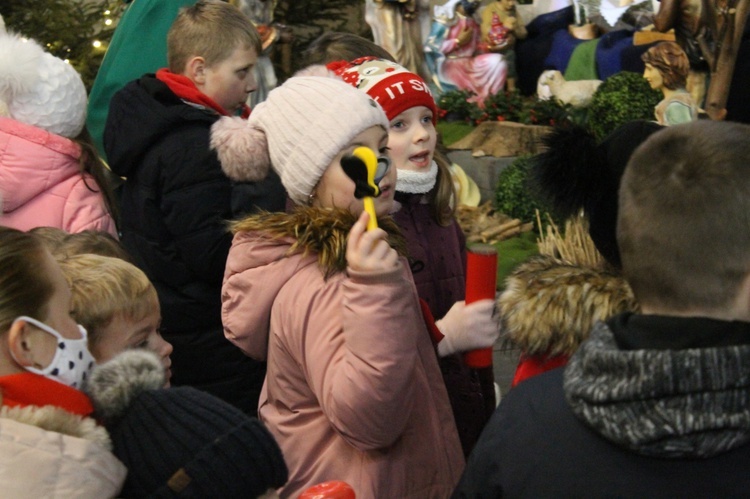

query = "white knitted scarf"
[395,161,438,194]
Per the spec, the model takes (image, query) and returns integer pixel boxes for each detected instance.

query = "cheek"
[387,134,410,169]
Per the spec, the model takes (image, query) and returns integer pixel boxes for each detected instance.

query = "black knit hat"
[530,120,663,269]
[85,351,288,498]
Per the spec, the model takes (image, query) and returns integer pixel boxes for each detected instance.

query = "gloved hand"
[435,299,500,357]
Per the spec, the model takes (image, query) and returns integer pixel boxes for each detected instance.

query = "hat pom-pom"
[211,115,271,182]
[84,350,166,423]
[529,124,604,219]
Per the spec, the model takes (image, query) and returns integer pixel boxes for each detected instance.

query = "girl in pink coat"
[212,74,464,498]
[0,28,117,235]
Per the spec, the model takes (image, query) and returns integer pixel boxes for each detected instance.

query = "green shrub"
[436,89,480,122]
[587,71,661,141]
[494,155,550,226]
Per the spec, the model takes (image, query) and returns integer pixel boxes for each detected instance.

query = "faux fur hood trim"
[498,255,639,356]
[0,396,112,450]
[231,206,407,277]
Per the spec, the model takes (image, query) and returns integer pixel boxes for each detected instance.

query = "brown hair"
[641,41,689,90]
[302,32,396,67]
[618,121,750,312]
[167,0,262,73]
[59,254,159,349]
[0,227,53,332]
[60,230,132,262]
[73,127,120,227]
[28,226,69,259]
[429,145,458,226]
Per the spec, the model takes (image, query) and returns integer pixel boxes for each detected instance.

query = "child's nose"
[414,123,430,142]
[246,73,258,93]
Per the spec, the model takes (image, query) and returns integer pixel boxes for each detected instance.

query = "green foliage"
[274,1,367,75]
[0,0,123,91]
[471,90,525,123]
[518,97,575,127]
[437,89,575,127]
[494,155,549,226]
[587,71,661,141]
[436,89,480,122]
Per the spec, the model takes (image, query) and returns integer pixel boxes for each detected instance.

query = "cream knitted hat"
[0,28,87,138]
[211,72,389,205]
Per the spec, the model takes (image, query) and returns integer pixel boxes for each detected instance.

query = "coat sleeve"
[62,176,118,237]
[297,261,423,451]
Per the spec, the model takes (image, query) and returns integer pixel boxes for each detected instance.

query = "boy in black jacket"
[454,120,750,498]
[104,0,284,414]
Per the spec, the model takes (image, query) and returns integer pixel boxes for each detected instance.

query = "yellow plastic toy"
[341,146,383,231]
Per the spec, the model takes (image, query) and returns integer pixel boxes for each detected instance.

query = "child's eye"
[421,115,433,124]
[391,121,404,129]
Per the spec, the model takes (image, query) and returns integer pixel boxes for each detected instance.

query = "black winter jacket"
[104,75,284,413]
[454,314,750,498]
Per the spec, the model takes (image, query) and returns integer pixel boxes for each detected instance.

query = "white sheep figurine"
[536,70,602,107]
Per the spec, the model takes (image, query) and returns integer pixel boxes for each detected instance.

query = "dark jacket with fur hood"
[222,207,464,498]
[454,314,750,498]
[498,255,638,386]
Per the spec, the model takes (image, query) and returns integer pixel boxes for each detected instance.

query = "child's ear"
[186,56,207,85]
[8,320,41,367]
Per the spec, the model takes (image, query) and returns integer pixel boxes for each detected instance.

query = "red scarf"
[0,372,93,417]
[156,68,250,119]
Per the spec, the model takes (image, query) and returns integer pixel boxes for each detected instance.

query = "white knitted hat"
[211,72,389,205]
[0,28,87,138]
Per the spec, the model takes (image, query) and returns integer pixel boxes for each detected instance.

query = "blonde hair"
[59,254,159,348]
[0,227,52,332]
[167,0,261,73]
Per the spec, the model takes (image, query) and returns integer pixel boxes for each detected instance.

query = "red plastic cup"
[463,244,498,368]
[299,481,356,499]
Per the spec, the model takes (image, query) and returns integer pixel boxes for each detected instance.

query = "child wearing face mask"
[211,74,464,497]
[331,57,500,457]
[0,226,126,498]
[59,254,174,386]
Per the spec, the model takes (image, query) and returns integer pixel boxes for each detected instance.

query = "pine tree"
[274,0,368,73]
[0,0,124,90]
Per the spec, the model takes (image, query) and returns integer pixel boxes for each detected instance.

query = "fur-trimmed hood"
[498,255,639,356]
[0,393,127,498]
[0,394,112,450]
[223,206,407,362]
[230,206,406,277]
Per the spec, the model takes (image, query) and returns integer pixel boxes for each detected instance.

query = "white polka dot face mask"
[13,316,96,390]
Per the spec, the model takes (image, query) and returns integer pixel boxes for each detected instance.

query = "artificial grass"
[437,121,475,147]
[493,230,539,290]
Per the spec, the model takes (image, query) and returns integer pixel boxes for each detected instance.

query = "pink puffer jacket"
[222,209,464,498]
[0,117,117,235]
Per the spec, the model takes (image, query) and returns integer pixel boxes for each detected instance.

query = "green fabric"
[564,38,600,81]
[665,101,694,125]
[87,0,197,159]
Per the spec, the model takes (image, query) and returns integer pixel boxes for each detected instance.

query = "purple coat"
[393,192,496,457]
